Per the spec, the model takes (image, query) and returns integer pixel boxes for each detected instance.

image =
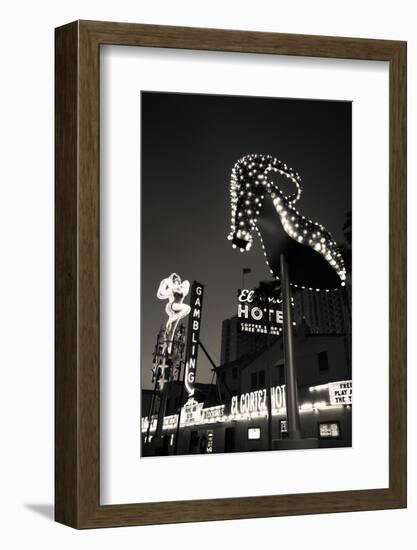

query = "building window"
[232,367,238,380]
[250,370,266,389]
[317,351,329,371]
[277,365,285,384]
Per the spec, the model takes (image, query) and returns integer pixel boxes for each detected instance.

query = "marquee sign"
[181,400,204,426]
[201,405,225,423]
[237,288,283,335]
[141,378,353,434]
[231,384,286,416]
[329,380,352,405]
[184,281,205,399]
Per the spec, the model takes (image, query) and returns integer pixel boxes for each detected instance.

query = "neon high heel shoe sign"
[227,154,347,291]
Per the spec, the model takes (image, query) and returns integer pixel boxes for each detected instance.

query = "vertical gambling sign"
[184,281,205,399]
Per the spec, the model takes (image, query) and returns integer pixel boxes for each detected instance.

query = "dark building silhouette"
[221,315,267,364]
[292,287,351,335]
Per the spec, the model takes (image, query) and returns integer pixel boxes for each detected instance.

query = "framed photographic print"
[55,20,406,528]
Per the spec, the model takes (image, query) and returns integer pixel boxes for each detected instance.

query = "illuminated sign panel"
[206,430,214,453]
[237,289,283,335]
[201,405,225,423]
[142,415,178,433]
[184,281,204,398]
[181,400,204,426]
[163,415,178,429]
[319,422,340,439]
[329,380,352,405]
[248,427,261,440]
[231,384,286,415]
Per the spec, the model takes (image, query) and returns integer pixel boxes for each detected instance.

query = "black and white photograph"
[140,91,352,457]
[0,1,409,543]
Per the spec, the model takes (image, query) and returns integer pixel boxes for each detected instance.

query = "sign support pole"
[145,374,159,444]
[259,281,274,452]
[280,253,302,439]
[266,327,273,451]
[173,360,185,455]
[154,370,169,441]
[277,253,318,449]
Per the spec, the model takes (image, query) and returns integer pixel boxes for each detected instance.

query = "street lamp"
[227,154,347,450]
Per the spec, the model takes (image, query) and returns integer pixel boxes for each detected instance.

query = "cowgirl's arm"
[157,278,172,299]
[181,280,190,297]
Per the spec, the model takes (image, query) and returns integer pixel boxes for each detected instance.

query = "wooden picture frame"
[55,20,407,528]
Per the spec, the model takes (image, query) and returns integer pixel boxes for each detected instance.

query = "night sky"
[141,92,352,389]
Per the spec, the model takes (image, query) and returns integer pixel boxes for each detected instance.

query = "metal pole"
[261,284,273,451]
[154,380,168,441]
[266,325,273,451]
[280,253,302,439]
[198,340,218,371]
[173,360,185,455]
[199,340,233,398]
[145,374,159,444]
[259,281,274,451]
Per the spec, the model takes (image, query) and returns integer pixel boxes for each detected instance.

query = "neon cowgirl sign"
[157,273,191,354]
[231,384,286,416]
[184,281,205,399]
